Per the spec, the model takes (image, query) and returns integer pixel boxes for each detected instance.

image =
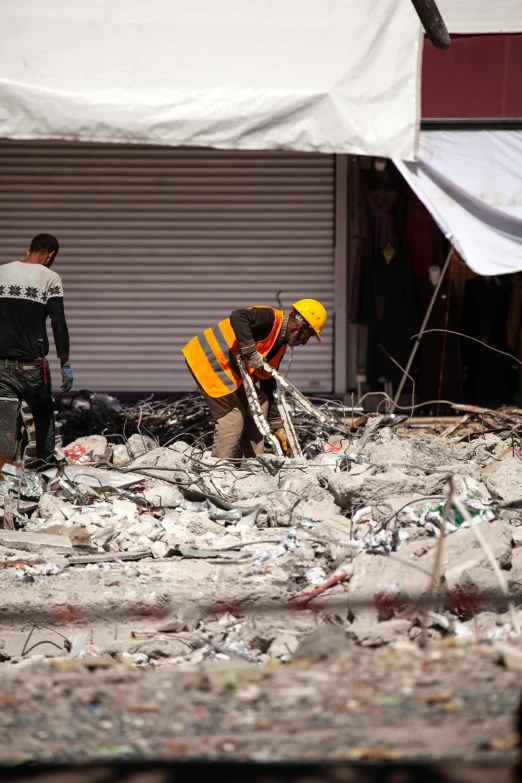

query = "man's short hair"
[30,234,59,257]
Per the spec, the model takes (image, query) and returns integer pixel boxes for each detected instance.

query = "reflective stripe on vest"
[183,307,285,398]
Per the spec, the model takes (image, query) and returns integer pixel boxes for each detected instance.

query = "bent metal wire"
[236,355,284,457]
[273,389,303,459]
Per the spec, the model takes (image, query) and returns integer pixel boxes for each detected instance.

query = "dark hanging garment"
[401,184,445,281]
[465,275,514,406]
[351,163,403,325]
[415,277,461,403]
[357,164,413,388]
[365,254,415,388]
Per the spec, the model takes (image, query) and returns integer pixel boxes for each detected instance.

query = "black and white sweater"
[0,261,70,361]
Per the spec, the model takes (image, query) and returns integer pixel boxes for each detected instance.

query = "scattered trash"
[306,567,326,585]
[14,563,63,579]
[248,529,301,570]
[417,497,495,536]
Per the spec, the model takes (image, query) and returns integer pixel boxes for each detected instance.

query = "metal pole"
[389,244,454,413]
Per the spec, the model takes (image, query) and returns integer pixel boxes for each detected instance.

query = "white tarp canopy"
[395,131,522,276]
[438,0,522,33]
[0,0,423,159]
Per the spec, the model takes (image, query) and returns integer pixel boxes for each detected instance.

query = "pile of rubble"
[2,411,522,668]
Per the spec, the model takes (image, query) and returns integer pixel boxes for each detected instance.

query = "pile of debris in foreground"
[2,399,522,669]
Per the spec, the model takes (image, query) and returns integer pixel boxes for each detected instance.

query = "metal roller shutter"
[0,141,335,393]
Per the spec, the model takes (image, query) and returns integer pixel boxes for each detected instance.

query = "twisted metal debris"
[56,389,356,455]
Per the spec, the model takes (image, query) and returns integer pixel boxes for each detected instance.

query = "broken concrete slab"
[37,494,75,521]
[0,529,74,553]
[230,474,279,501]
[40,524,92,548]
[128,446,189,470]
[143,485,183,507]
[67,549,152,564]
[329,468,431,511]
[434,519,513,590]
[150,540,169,559]
[66,434,108,462]
[126,433,157,458]
[327,472,372,510]
[350,543,431,599]
[484,455,522,503]
[457,566,501,596]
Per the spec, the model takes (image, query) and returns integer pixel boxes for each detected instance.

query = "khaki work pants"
[202,384,269,459]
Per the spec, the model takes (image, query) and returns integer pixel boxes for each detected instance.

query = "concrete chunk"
[0,529,74,552]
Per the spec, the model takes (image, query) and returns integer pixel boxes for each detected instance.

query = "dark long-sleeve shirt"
[0,261,70,360]
[230,307,286,427]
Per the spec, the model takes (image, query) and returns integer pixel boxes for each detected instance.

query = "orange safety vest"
[183,307,287,398]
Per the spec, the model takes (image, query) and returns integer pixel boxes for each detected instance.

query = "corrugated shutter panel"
[0,141,334,393]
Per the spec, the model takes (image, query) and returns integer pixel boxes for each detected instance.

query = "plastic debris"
[306,567,327,585]
[248,529,301,566]
[417,497,495,536]
[14,563,63,579]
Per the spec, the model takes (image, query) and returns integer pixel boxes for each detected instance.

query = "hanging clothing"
[365,253,414,388]
[463,275,514,406]
[353,164,412,387]
[415,277,461,404]
[400,184,445,281]
[350,163,403,324]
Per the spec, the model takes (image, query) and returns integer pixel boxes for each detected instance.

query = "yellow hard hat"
[291,299,327,341]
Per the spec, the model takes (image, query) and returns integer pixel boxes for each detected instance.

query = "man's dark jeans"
[0,359,55,464]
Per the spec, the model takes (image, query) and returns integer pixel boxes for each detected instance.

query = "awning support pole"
[389,244,454,413]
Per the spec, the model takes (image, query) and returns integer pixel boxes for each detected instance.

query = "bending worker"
[183,299,326,458]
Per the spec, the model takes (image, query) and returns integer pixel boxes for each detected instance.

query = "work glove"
[274,427,290,456]
[60,362,74,392]
[245,350,264,370]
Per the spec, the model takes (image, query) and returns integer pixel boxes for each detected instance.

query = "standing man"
[183,299,326,458]
[0,234,73,466]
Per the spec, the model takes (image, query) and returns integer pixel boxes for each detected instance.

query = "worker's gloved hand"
[245,350,264,370]
[274,427,290,456]
[60,362,74,392]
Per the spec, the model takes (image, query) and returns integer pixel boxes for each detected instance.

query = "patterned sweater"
[0,261,70,361]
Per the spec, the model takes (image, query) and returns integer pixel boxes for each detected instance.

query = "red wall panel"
[505,35,522,116]
[422,34,522,118]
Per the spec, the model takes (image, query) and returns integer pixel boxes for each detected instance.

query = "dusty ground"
[2,421,522,770]
[0,551,521,770]
[0,634,521,766]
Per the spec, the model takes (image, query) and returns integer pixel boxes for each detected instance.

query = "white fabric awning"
[438,0,522,33]
[395,131,522,276]
[0,0,423,159]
